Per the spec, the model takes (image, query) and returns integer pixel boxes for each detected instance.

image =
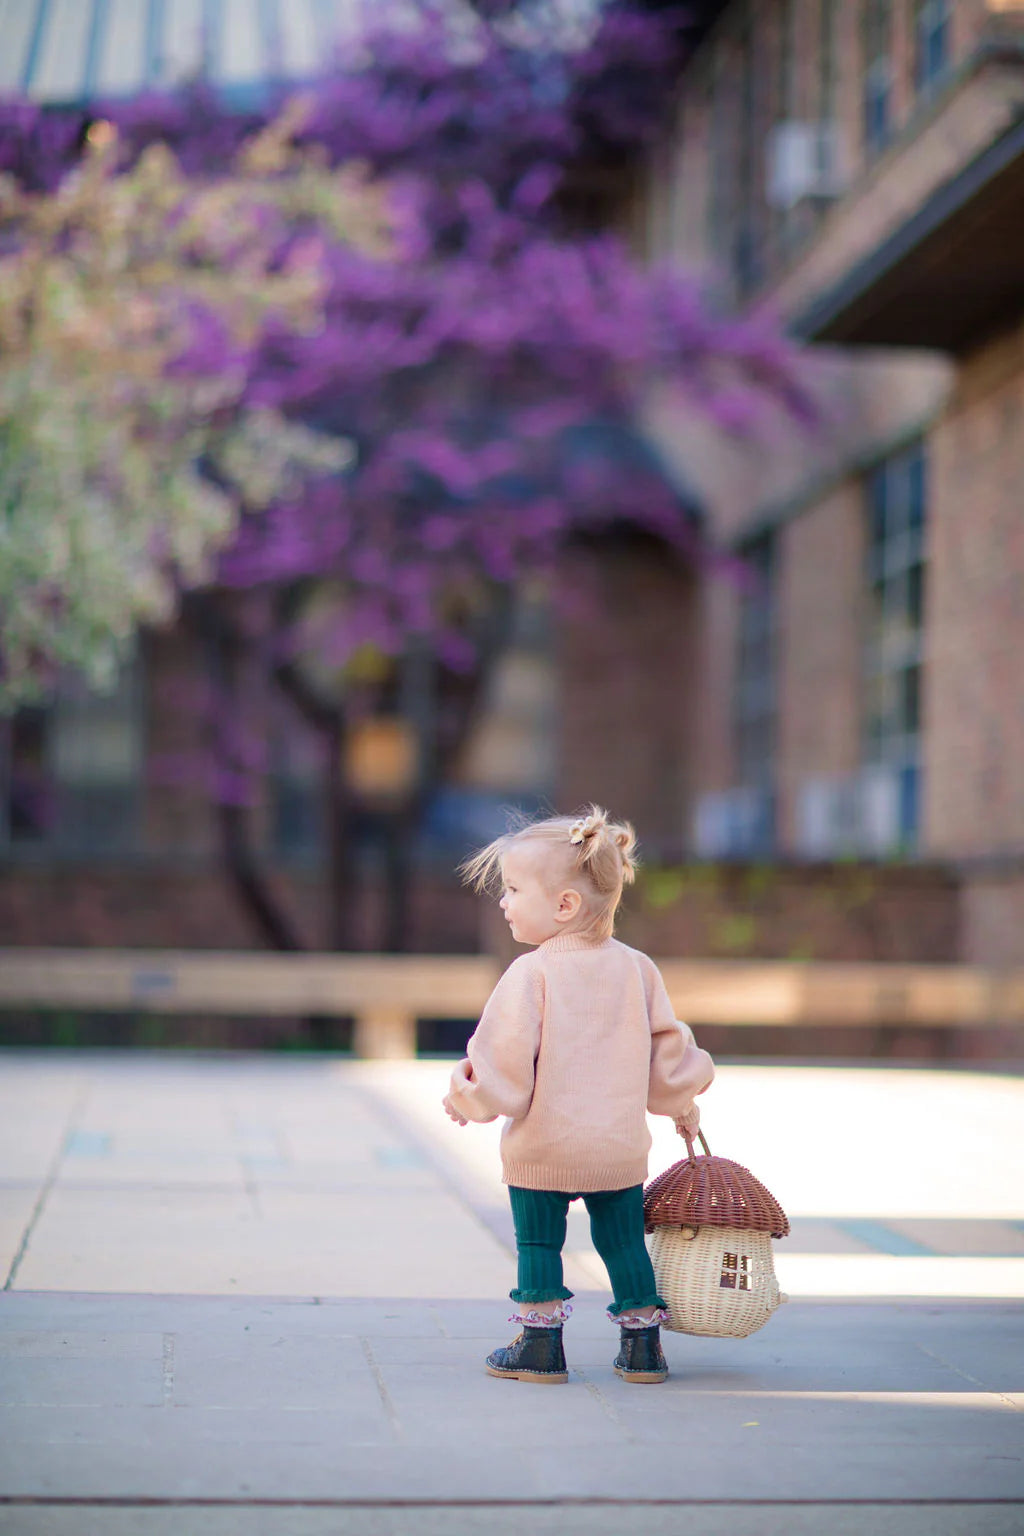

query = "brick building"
[2,0,1022,968]
[620,0,1024,964]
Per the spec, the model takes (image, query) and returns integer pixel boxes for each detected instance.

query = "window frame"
[914,0,952,95]
[735,0,765,295]
[771,0,799,254]
[706,33,736,274]
[863,442,927,845]
[734,531,778,801]
[0,651,145,860]
[862,0,893,157]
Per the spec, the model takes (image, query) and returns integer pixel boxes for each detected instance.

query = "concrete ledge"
[2,951,1023,1059]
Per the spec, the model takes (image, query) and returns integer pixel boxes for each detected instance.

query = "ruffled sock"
[612,1307,669,1330]
[513,1302,573,1327]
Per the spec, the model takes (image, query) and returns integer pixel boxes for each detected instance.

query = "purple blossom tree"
[1,1,812,955]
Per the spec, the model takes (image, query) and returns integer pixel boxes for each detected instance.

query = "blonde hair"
[459,804,638,941]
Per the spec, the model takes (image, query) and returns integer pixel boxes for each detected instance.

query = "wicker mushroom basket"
[643,1130,790,1339]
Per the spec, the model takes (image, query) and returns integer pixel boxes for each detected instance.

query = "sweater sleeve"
[446,955,544,1124]
[641,955,715,1118]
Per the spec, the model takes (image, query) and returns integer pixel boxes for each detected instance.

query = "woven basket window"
[720,1252,752,1290]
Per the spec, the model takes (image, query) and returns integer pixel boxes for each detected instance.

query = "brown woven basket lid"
[644,1130,790,1238]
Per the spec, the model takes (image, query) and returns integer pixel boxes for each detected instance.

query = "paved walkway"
[0,1050,1022,1534]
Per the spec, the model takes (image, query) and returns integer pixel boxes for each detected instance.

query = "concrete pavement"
[0,1049,1022,1534]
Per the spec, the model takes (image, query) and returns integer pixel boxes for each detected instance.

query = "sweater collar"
[537,933,612,954]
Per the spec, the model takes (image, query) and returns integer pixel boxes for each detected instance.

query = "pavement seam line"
[226,1097,285,1219]
[914,1341,1022,1412]
[359,1334,403,1438]
[573,1365,638,1442]
[430,1304,450,1338]
[0,1498,1022,1509]
[3,1080,90,1291]
[161,1333,175,1406]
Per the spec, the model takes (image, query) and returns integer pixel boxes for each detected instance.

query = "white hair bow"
[568,816,598,846]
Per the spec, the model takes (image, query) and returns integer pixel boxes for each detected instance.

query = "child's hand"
[442,1094,468,1127]
[674,1105,700,1137]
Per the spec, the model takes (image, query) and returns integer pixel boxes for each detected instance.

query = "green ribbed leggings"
[507,1184,666,1315]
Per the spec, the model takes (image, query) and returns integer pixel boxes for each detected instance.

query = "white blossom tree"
[0,105,386,708]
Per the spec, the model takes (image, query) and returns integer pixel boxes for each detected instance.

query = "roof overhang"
[791,113,1024,353]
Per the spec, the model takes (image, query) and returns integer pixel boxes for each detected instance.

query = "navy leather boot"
[486,1324,568,1384]
[614,1324,668,1383]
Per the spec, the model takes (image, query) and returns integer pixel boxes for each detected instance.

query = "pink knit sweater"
[446,933,715,1192]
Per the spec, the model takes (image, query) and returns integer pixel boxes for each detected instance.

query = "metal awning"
[0,1,643,105]
[0,0,365,102]
[791,113,1024,354]
[0,1,727,107]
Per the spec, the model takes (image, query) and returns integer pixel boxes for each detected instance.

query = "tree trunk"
[272,585,517,956]
[216,800,304,951]
[268,584,366,956]
[185,593,307,954]
[323,715,356,952]
[376,591,517,953]
[381,809,414,953]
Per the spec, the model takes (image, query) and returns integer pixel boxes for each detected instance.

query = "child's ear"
[555,888,583,924]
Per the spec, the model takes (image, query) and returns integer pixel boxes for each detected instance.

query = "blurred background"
[1,0,1022,1064]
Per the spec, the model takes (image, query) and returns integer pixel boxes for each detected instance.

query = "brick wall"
[556,542,697,854]
[925,316,1024,860]
[615,861,960,964]
[776,479,866,848]
[480,859,960,965]
[0,863,482,955]
[961,869,1024,965]
[690,564,741,802]
[142,627,221,858]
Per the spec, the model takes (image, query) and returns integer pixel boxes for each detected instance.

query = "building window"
[777,0,797,122]
[735,1,764,293]
[772,0,799,253]
[864,443,926,844]
[733,534,779,854]
[2,708,51,844]
[862,0,893,155]
[707,5,768,299]
[269,720,325,863]
[707,41,734,276]
[914,0,951,93]
[735,532,776,799]
[1,654,144,857]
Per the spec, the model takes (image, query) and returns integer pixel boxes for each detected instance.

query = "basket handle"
[681,1127,711,1161]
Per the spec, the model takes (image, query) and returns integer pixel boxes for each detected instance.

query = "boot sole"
[485,1366,568,1384]
[614,1366,668,1384]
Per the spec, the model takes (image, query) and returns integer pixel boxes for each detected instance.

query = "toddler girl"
[442,805,714,1385]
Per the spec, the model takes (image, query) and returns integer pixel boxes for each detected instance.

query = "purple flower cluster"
[0,0,812,685]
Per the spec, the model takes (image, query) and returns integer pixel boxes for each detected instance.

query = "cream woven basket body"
[644,1130,789,1340]
[649,1225,784,1338]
